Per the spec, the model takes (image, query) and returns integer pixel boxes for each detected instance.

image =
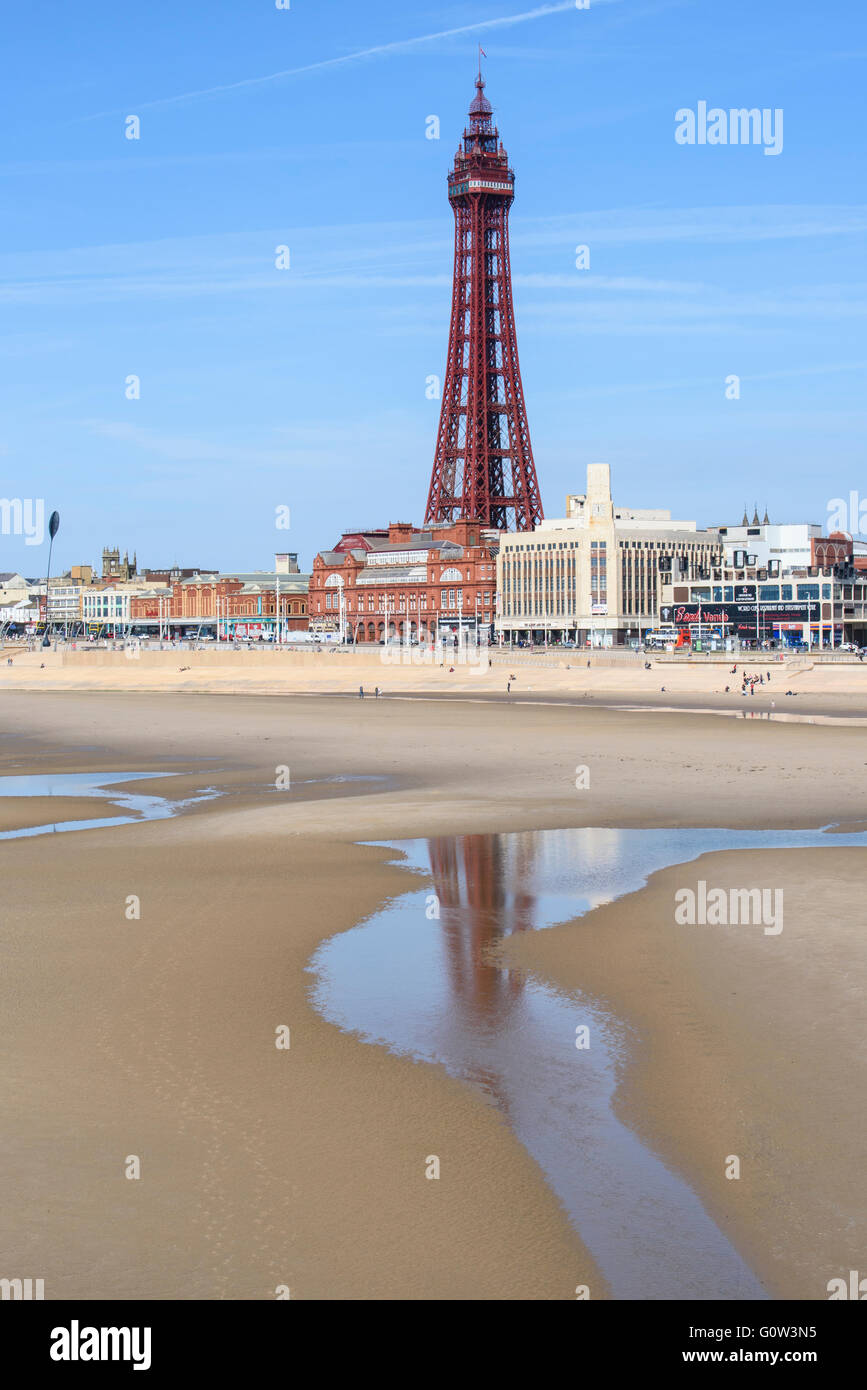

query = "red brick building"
[812,532,867,573]
[310,520,498,642]
[129,567,308,635]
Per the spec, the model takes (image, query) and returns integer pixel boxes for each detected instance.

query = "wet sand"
[1,690,865,1299]
[0,796,126,833]
[503,847,867,1301]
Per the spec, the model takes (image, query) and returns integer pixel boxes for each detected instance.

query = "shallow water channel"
[0,771,217,839]
[309,824,867,1299]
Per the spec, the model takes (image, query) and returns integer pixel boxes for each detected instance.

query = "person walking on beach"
[507,680,511,694]
[374,686,380,698]
[359,685,364,699]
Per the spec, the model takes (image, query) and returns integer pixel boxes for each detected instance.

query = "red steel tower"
[425,65,543,532]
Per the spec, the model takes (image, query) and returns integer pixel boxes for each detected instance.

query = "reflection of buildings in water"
[424,829,625,1097]
[426,833,538,1101]
[426,829,626,1016]
[426,833,536,1026]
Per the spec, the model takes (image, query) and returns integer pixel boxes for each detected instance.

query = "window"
[797,584,820,600]
[781,585,792,600]
[822,584,831,600]
[759,585,780,600]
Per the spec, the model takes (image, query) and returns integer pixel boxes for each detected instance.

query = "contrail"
[93,2,618,117]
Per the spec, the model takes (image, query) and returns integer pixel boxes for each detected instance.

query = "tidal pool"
[0,771,218,839]
[309,824,867,1300]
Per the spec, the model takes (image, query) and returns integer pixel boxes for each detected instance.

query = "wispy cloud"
[1,208,864,309]
[514,273,707,292]
[79,413,430,475]
[513,206,867,248]
[566,361,867,399]
[81,1,623,118]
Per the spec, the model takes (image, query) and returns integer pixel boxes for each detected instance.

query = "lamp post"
[334,575,346,645]
[42,510,60,648]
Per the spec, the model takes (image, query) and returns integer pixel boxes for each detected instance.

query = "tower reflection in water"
[427,834,534,1021]
[426,826,624,1039]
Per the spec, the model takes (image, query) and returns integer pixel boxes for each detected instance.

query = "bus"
[643,627,679,649]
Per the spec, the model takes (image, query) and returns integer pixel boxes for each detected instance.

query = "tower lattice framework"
[425,68,543,531]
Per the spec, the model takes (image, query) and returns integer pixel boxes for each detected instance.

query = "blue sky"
[1,0,865,575]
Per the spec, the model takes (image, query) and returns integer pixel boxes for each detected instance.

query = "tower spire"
[425,70,543,532]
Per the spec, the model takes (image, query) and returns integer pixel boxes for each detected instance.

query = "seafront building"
[495,464,721,647]
[715,510,867,573]
[0,571,37,630]
[125,555,309,638]
[310,521,497,642]
[1,551,311,641]
[659,536,867,648]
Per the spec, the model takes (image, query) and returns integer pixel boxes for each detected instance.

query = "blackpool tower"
[424,64,543,532]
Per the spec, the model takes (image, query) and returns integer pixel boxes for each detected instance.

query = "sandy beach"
[1,681,865,1299]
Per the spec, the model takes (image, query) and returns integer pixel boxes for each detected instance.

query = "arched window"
[440,566,462,582]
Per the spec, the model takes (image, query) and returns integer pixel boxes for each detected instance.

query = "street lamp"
[334,575,346,646]
[42,510,60,648]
